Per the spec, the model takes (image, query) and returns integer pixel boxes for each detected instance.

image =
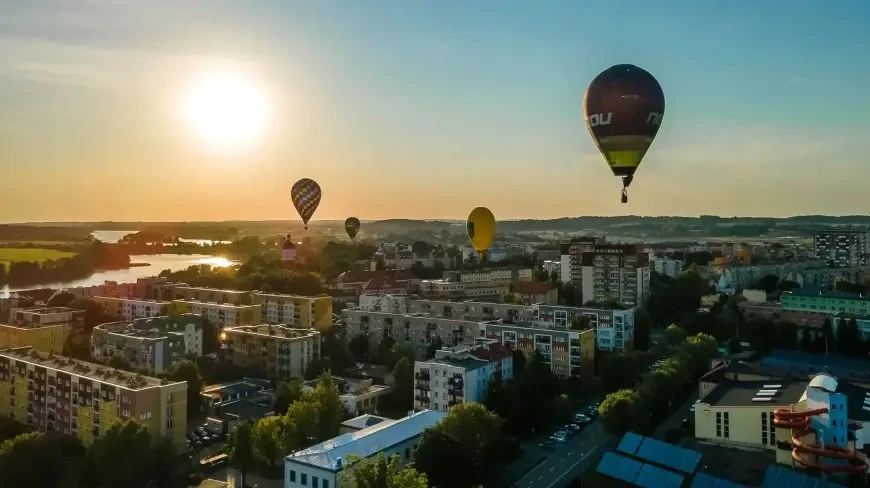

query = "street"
[513,420,613,488]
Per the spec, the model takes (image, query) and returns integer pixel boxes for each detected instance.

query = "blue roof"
[762,466,844,488]
[617,432,644,455]
[634,463,684,488]
[692,472,746,488]
[634,435,702,474]
[596,452,642,484]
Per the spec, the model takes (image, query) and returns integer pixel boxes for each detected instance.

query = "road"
[513,420,613,488]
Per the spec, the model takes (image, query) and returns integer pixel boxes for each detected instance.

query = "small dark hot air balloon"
[344,217,361,240]
[290,178,321,230]
[584,64,665,203]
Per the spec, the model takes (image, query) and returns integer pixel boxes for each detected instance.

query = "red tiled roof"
[363,273,404,291]
[334,269,415,285]
[514,280,553,295]
[471,342,512,361]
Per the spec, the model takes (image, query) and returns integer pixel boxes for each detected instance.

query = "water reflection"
[191,256,235,268]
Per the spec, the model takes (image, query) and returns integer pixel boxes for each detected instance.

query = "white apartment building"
[93,296,172,321]
[560,237,605,284]
[302,376,390,416]
[650,258,683,279]
[450,268,533,287]
[172,299,261,329]
[358,294,409,315]
[413,340,513,412]
[284,410,446,488]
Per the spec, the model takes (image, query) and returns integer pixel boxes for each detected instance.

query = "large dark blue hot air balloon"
[584,64,665,203]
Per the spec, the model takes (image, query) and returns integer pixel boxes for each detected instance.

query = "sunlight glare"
[194,256,236,268]
[181,70,270,154]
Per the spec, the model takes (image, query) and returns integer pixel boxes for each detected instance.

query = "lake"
[0,254,236,298]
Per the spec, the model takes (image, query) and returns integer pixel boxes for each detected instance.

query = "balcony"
[415,381,430,391]
[415,371,430,380]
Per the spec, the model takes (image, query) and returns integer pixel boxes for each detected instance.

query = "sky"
[2,0,870,222]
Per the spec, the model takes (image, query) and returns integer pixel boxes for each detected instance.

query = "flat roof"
[341,414,390,430]
[0,347,181,391]
[701,380,807,408]
[93,296,170,304]
[420,355,491,371]
[222,399,274,420]
[224,324,319,339]
[172,299,258,309]
[201,378,272,398]
[286,410,445,471]
[17,307,78,315]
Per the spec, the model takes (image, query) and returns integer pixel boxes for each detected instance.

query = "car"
[193,440,203,449]
[566,423,580,432]
[555,429,569,438]
[575,414,591,422]
[539,440,555,450]
[550,435,567,443]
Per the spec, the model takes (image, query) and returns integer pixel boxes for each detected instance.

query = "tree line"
[0,241,131,286]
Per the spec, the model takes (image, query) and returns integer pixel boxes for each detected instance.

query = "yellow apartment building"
[0,307,82,354]
[252,292,333,331]
[0,347,188,449]
[165,286,253,305]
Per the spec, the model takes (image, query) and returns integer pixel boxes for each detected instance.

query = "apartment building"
[560,236,606,283]
[252,292,333,331]
[342,307,597,378]
[284,410,446,488]
[221,324,320,381]
[90,314,206,373]
[813,230,868,268]
[651,258,683,278]
[356,295,634,352]
[171,299,262,330]
[164,286,252,305]
[580,244,650,307]
[0,307,80,354]
[93,296,174,321]
[0,347,187,449]
[781,291,870,315]
[302,376,390,416]
[479,322,594,378]
[413,340,512,412]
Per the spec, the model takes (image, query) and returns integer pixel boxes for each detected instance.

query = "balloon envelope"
[584,64,665,179]
[345,217,361,240]
[466,207,496,253]
[290,178,321,229]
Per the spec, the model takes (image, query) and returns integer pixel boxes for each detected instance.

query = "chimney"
[335,457,343,469]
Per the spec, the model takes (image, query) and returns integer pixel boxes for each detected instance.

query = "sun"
[181,69,270,153]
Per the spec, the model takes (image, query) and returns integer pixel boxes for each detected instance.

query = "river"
[0,230,235,298]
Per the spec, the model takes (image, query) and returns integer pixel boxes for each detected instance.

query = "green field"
[0,248,77,265]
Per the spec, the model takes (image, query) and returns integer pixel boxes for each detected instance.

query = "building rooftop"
[252,291,328,299]
[421,354,492,371]
[93,296,171,304]
[172,299,258,309]
[17,307,78,315]
[173,286,250,294]
[302,376,389,396]
[700,380,808,407]
[201,378,273,401]
[0,347,179,391]
[221,398,275,421]
[223,324,319,339]
[285,409,445,471]
[341,414,390,431]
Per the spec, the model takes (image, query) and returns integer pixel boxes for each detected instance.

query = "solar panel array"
[761,465,844,488]
[634,463,684,488]
[634,435,702,474]
[691,472,747,488]
[616,431,644,455]
[596,452,643,484]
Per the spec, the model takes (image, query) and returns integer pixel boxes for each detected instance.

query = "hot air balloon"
[345,217,361,240]
[290,178,322,230]
[584,64,665,203]
[466,207,496,261]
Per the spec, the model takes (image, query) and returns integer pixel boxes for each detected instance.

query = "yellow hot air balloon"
[466,207,496,260]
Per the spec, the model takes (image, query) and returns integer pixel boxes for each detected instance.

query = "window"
[323,481,329,488]
[405,447,411,460]
[301,473,307,485]
[312,476,319,488]
[290,471,296,482]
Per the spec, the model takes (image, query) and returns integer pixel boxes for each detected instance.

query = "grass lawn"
[0,247,77,265]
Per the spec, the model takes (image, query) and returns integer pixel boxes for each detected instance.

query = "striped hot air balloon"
[290,178,321,230]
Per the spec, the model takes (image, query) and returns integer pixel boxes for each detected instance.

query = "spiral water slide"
[772,408,869,473]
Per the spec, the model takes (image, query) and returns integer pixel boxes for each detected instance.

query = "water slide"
[772,408,869,473]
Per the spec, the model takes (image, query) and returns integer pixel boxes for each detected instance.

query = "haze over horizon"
[2,1,869,222]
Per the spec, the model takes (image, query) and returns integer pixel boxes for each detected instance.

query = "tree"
[559,282,579,306]
[0,432,87,488]
[229,422,254,487]
[67,297,111,329]
[570,316,591,331]
[425,337,444,359]
[349,335,371,362]
[251,415,286,469]
[376,337,397,366]
[821,318,833,356]
[338,452,428,488]
[599,352,640,393]
[415,403,504,487]
[108,354,133,371]
[599,389,648,436]
[309,372,346,440]
[88,421,155,488]
[390,357,414,413]
[665,324,687,346]
[799,328,814,353]
[727,337,743,354]
[47,291,76,307]
[634,307,652,350]
[167,360,202,415]
[502,293,516,304]
[274,379,303,415]
[284,399,320,449]
[837,317,861,357]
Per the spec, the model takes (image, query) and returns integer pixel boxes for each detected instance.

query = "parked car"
[566,423,581,432]
[550,434,567,443]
